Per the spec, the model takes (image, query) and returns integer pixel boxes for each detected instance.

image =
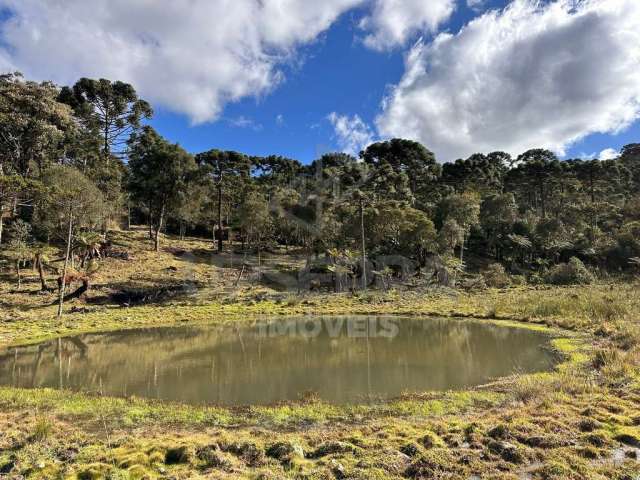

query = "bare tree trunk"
[127,202,132,230]
[15,260,21,288]
[539,181,546,218]
[103,124,110,161]
[154,203,165,252]
[37,258,48,291]
[257,243,262,282]
[154,224,160,252]
[148,208,154,239]
[217,183,223,253]
[58,214,73,318]
[360,199,367,290]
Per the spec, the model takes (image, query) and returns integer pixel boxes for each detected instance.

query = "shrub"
[545,257,595,285]
[483,263,511,288]
[527,272,544,285]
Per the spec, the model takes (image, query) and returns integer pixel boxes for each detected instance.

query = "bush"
[527,272,544,285]
[483,263,511,288]
[545,257,595,285]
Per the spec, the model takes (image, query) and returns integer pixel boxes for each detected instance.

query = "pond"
[0,316,557,406]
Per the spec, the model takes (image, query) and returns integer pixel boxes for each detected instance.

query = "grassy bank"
[1,285,639,479]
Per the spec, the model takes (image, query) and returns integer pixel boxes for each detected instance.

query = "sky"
[0,0,639,164]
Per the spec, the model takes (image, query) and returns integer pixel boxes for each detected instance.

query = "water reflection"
[0,317,556,406]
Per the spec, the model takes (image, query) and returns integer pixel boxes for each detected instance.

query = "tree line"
[1,73,640,306]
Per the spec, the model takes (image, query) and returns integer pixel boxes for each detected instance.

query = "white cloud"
[276,114,285,126]
[599,148,620,160]
[228,116,262,131]
[360,0,456,50]
[328,112,375,155]
[466,0,487,12]
[0,0,364,123]
[377,0,640,162]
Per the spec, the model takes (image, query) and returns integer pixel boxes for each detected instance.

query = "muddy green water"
[0,316,556,405]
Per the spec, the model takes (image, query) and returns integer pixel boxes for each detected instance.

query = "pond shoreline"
[0,314,569,408]
[0,285,638,479]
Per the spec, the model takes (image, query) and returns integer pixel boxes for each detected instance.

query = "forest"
[1,72,639,311]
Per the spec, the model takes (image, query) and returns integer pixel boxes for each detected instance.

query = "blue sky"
[1,0,639,164]
[149,0,640,163]
[150,6,406,163]
[152,5,403,162]
[151,0,497,162]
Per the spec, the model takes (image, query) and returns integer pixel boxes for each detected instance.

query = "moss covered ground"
[1,229,639,478]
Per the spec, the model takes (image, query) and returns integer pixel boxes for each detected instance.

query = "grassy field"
[1,229,639,479]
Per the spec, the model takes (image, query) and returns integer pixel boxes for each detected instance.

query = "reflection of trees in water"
[0,318,555,405]
[1,336,89,388]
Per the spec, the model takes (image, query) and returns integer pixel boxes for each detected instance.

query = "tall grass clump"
[31,416,54,442]
[592,346,639,388]
[483,263,511,288]
[545,257,595,285]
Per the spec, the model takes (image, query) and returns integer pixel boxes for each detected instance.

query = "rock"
[487,440,524,464]
[164,446,191,465]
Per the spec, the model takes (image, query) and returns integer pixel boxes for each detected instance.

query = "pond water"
[0,316,557,406]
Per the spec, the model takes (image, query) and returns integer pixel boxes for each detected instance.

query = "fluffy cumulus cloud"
[0,0,364,123]
[360,0,456,50]
[328,112,375,155]
[377,0,640,162]
[599,148,620,160]
[0,0,458,122]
